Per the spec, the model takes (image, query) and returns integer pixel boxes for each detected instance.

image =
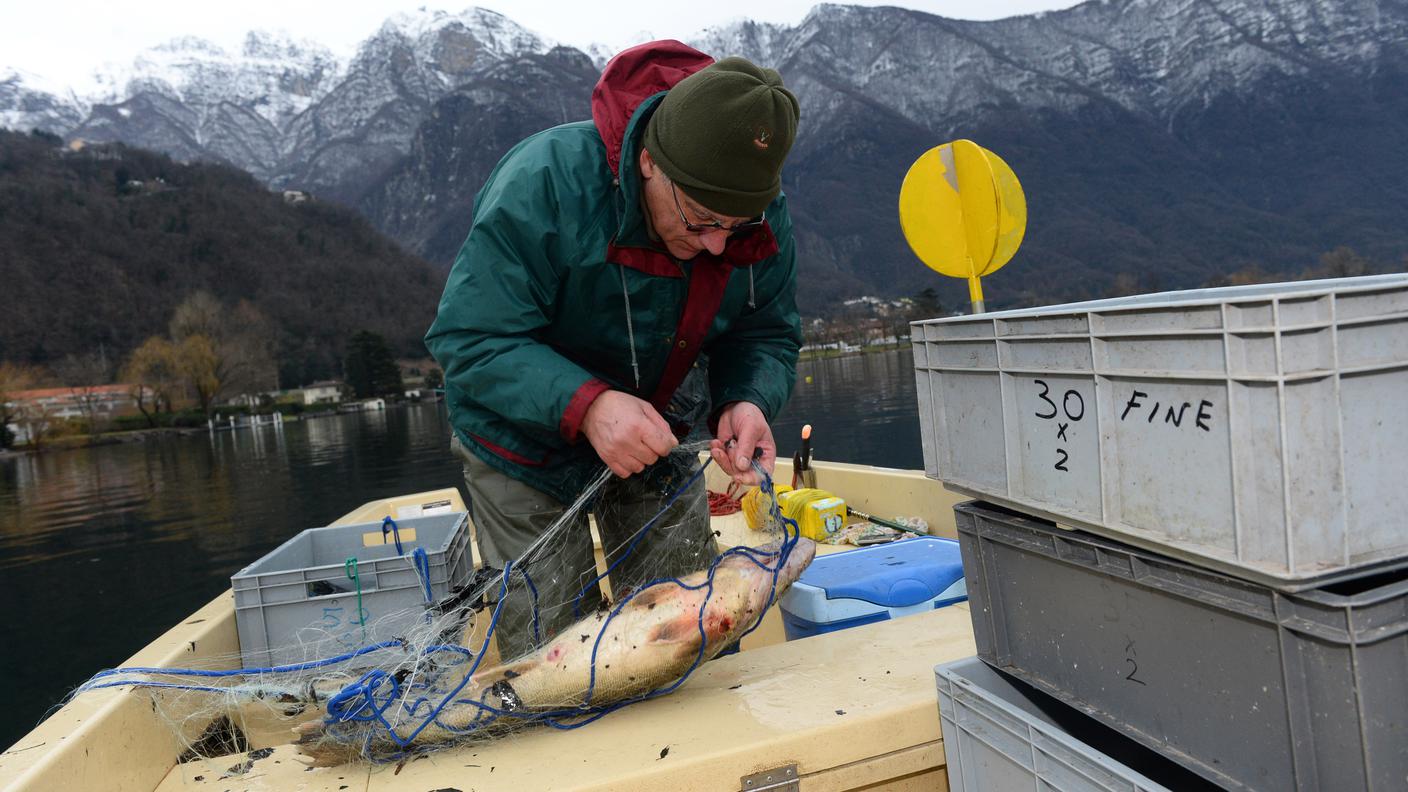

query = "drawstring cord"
[620,255,754,391]
[619,265,641,390]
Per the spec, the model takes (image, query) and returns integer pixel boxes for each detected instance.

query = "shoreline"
[799,340,910,361]
[0,425,205,458]
[0,400,441,459]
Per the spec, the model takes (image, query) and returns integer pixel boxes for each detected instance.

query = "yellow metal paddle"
[898,140,1027,313]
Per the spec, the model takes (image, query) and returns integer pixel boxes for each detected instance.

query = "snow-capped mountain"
[0,68,86,134]
[8,0,1403,185]
[273,7,551,200]
[356,0,1408,303]
[10,32,340,138]
[361,46,597,263]
[97,32,341,128]
[5,8,551,191]
[51,32,340,181]
[691,0,1405,131]
[4,0,1407,307]
[678,0,1408,303]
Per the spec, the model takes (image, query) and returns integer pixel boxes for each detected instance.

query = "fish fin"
[291,723,361,767]
[649,615,706,645]
[629,584,674,610]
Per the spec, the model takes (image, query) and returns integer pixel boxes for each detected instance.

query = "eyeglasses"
[669,180,765,236]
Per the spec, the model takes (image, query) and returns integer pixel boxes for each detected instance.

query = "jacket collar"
[612,94,664,250]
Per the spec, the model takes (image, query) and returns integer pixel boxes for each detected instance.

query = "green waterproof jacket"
[425,41,802,503]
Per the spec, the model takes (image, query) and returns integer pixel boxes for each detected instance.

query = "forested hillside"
[0,130,444,385]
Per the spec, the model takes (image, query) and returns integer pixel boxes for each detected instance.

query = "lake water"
[0,347,921,748]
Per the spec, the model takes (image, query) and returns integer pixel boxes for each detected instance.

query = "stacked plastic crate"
[913,274,1408,792]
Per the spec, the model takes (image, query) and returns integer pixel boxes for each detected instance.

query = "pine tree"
[344,331,403,398]
[910,287,943,321]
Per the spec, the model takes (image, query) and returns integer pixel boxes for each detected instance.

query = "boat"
[0,457,975,791]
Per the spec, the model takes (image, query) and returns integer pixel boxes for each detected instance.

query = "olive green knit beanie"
[643,57,800,218]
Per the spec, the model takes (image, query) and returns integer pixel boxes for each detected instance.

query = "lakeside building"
[297,382,343,406]
[3,384,153,444]
[4,384,151,420]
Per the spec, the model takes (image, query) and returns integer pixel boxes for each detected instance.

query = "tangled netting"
[69,442,807,766]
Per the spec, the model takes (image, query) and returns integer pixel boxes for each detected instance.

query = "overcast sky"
[2,1,1081,93]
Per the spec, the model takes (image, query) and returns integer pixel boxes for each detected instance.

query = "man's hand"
[709,401,776,486]
[582,390,678,478]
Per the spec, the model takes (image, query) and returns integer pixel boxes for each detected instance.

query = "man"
[425,40,802,660]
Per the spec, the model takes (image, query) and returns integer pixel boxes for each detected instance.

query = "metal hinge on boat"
[740,763,799,791]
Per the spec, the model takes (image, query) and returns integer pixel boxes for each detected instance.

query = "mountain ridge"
[4,0,1407,312]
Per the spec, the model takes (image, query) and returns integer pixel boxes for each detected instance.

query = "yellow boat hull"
[0,459,974,792]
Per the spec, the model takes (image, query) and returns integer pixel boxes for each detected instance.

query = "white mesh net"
[68,442,814,767]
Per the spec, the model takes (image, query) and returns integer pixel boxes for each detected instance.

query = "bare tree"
[52,349,114,435]
[168,293,279,414]
[1317,246,1372,278]
[224,300,279,399]
[1108,272,1141,297]
[168,291,225,342]
[1203,264,1269,288]
[0,362,52,449]
[1,362,38,448]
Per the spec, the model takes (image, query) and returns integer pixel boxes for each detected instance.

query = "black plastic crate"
[957,500,1408,792]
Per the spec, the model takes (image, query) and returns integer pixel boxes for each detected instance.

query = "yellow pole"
[967,274,986,314]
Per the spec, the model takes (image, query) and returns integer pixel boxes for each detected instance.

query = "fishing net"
[66,441,810,767]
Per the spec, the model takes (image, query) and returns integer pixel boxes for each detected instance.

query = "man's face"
[639,149,756,260]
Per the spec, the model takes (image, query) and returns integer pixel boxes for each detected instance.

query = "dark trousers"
[452,437,714,660]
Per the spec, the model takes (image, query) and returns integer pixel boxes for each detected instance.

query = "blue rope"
[322,557,518,748]
[572,460,712,617]
[579,484,798,709]
[86,459,801,761]
[412,547,433,603]
[411,546,435,625]
[316,458,795,753]
[83,640,406,685]
[382,516,404,555]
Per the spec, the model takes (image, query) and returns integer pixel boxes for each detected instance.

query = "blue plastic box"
[779,536,967,640]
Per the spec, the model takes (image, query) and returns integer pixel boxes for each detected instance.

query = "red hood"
[591,40,715,177]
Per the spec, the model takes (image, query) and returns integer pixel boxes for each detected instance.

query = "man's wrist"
[707,400,740,436]
[561,379,613,443]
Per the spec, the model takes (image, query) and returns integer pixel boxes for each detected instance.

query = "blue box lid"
[797,536,964,608]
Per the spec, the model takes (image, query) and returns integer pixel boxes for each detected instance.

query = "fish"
[294,536,816,765]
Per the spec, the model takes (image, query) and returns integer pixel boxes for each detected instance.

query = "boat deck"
[1,460,973,791]
[155,605,974,791]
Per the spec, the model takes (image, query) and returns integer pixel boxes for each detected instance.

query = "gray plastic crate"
[232,511,471,668]
[938,657,1223,792]
[957,500,1408,792]
[912,273,1408,589]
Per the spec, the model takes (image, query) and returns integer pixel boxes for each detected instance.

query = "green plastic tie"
[345,557,367,643]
